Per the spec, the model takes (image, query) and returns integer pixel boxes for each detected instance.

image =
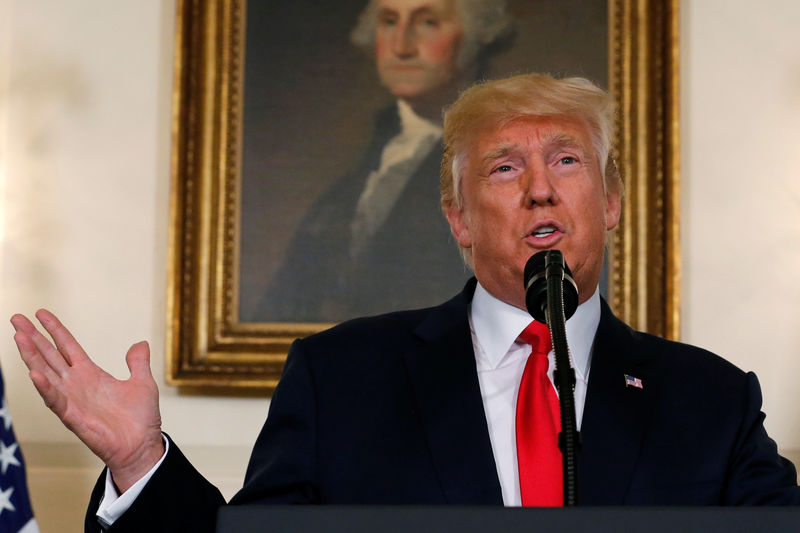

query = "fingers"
[10,313,44,342]
[125,341,154,382]
[11,313,71,376]
[13,328,68,417]
[35,309,89,366]
[28,368,67,415]
[12,327,64,386]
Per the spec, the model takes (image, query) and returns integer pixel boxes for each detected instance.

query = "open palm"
[11,309,164,491]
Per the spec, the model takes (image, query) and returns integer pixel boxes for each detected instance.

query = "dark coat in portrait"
[257,105,469,323]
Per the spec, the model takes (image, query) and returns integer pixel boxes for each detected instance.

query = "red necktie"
[515,320,562,506]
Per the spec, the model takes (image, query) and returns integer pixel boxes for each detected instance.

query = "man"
[10,74,800,533]
[257,0,512,322]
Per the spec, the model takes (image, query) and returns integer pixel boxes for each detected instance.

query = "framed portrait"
[167,0,679,393]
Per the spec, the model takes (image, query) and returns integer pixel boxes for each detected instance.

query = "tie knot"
[519,321,552,355]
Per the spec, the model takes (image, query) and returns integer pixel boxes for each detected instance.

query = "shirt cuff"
[96,435,170,528]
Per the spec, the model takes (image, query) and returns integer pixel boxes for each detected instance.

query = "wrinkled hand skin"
[11,310,165,492]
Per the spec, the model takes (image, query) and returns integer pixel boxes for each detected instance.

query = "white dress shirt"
[96,435,170,527]
[98,282,602,522]
[469,282,600,506]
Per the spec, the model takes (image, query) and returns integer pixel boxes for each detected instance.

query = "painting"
[167,0,679,393]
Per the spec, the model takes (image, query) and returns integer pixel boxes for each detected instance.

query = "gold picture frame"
[167,0,680,393]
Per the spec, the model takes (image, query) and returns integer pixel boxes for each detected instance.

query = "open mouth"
[531,225,558,238]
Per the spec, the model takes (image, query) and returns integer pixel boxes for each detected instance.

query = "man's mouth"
[525,222,565,247]
[531,225,558,238]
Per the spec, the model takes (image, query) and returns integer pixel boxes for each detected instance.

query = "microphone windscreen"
[523,250,580,324]
[524,251,549,323]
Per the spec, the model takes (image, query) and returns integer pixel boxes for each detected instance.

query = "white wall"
[0,1,267,531]
[0,0,799,531]
[681,0,800,448]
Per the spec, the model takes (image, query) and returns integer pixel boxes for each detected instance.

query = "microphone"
[523,249,582,506]
[523,250,579,324]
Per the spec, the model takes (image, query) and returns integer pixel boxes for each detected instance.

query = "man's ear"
[605,187,622,231]
[445,205,472,248]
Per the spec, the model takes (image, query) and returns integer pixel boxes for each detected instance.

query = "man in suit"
[256,0,513,322]
[10,73,800,533]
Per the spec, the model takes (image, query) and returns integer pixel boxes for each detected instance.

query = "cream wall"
[0,1,265,532]
[0,1,799,532]
[681,0,800,447]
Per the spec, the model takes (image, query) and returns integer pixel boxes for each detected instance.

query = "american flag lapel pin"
[624,374,643,389]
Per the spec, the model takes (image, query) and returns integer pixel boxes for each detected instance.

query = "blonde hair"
[440,73,622,266]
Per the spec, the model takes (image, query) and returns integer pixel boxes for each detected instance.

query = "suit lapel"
[401,287,655,505]
[403,280,503,505]
[579,300,655,504]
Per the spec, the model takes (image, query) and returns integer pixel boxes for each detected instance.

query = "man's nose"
[524,165,558,206]
[391,21,418,58]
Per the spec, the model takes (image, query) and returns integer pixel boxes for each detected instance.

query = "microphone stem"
[546,268,580,507]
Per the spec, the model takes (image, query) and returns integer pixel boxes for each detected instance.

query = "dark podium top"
[217,506,800,533]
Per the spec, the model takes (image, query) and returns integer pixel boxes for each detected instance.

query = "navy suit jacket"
[86,279,799,532]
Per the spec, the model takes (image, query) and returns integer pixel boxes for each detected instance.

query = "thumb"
[125,341,154,381]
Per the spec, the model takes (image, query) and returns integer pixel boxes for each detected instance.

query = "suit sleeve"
[229,339,320,504]
[723,372,800,504]
[83,339,318,532]
[84,435,225,533]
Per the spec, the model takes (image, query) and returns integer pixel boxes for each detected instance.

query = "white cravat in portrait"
[349,100,442,258]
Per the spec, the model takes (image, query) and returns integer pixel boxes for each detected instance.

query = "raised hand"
[11,309,165,492]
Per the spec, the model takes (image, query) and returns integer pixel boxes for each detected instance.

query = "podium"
[217,506,800,532]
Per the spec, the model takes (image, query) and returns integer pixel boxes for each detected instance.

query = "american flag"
[0,366,39,533]
[624,374,644,389]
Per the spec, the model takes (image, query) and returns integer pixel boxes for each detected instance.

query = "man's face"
[375,0,465,102]
[445,115,622,310]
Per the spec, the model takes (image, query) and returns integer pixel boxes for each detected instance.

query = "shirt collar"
[396,100,442,139]
[469,281,600,380]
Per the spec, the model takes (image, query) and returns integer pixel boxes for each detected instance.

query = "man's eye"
[494,165,513,173]
[379,15,398,26]
[422,17,439,27]
[559,156,577,165]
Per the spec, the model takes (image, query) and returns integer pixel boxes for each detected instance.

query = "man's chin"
[385,83,433,102]
[380,75,448,102]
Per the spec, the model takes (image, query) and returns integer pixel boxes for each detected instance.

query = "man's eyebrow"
[378,5,444,18]
[477,134,589,165]
[543,132,586,151]
[411,6,440,17]
[479,145,519,166]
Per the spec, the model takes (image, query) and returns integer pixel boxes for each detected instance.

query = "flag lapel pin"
[624,374,643,389]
